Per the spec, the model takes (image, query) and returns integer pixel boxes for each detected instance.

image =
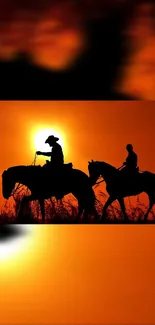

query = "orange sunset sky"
[1,100,155,208]
[1,101,155,190]
[1,101,155,325]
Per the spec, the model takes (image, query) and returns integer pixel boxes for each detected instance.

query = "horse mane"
[94,161,117,173]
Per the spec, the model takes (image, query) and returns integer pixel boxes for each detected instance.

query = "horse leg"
[17,195,34,222]
[39,199,45,222]
[77,200,84,222]
[83,204,90,223]
[16,197,25,220]
[82,200,99,223]
[118,197,128,221]
[77,195,98,223]
[102,195,115,221]
[50,197,55,209]
[90,204,99,222]
[144,192,155,221]
[58,198,63,207]
[75,189,98,223]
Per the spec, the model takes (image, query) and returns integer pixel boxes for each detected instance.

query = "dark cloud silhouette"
[0,0,154,99]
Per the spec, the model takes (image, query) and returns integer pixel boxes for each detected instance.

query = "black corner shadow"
[0,224,27,242]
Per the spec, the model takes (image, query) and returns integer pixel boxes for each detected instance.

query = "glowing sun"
[34,128,66,152]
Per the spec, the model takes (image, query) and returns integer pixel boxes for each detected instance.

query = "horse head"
[88,160,100,186]
[88,160,118,186]
[2,168,16,199]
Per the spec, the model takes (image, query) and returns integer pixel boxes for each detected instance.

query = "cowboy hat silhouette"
[45,135,59,144]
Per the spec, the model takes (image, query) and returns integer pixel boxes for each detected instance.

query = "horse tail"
[86,185,98,209]
[85,173,99,208]
[71,168,98,208]
[89,187,99,204]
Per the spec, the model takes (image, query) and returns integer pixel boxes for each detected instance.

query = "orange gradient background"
[1,101,155,324]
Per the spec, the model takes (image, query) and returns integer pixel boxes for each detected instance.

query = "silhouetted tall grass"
[0,191,155,224]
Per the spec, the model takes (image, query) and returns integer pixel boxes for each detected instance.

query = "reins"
[32,152,37,166]
[95,179,105,186]
[94,165,124,187]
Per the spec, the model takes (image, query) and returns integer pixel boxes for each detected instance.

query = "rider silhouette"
[120,144,138,177]
[36,135,64,168]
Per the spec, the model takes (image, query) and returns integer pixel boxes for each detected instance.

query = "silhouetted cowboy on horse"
[1,134,98,221]
[36,135,64,169]
[36,134,72,200]
[119,144,139,183]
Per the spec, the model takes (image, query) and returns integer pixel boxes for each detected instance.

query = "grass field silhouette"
[1,190,155,224]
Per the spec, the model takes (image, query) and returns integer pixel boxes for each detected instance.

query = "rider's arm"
[36,151,51,157]
[41,152,51,157]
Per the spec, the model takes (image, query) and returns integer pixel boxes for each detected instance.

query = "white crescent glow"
[0,226,33,262]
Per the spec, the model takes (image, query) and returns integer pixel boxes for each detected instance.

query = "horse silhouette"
[2,165,98,222]
[88,160,155,221]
